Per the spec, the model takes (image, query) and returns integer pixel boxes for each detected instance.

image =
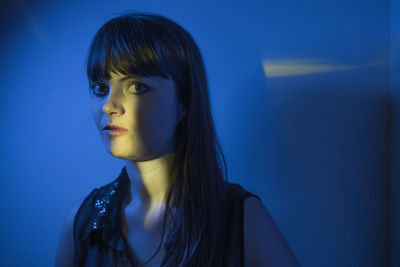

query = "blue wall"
[0,0,392,266]
[391,0,400,265]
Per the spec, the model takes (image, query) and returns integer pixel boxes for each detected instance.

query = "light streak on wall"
[262,58,387,78]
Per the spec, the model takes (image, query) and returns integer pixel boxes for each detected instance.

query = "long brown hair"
[85,12,228,266]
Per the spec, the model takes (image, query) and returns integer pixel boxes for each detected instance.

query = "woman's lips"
[103,125,128,131]
[102,124,128,137]
[103,129,128,137]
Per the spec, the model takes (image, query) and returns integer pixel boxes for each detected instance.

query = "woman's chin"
[107,149,131,160]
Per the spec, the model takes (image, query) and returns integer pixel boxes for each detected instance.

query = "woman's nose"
[102,90,125,116]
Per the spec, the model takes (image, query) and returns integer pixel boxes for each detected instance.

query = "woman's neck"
[123,152,174,211]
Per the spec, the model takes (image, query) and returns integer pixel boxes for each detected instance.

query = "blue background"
[0,0,398,266]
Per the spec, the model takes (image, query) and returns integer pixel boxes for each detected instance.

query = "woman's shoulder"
[55,180,111,267]
[222,181,300,266]
[55,186,105,267]
[242,192,300,266]
[55,196,87,267]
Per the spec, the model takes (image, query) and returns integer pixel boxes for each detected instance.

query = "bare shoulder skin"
[54,198,85,267]
[244,197,300,267]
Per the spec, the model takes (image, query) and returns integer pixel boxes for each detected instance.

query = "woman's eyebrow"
[95,74,144,85]
[117,75,141,83]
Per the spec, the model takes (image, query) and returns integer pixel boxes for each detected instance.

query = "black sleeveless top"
[73,167,260,267]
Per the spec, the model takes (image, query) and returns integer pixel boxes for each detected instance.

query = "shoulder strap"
[222,182,261,267]
[227,182,261,201]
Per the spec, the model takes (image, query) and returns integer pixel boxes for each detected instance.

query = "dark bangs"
[85,14,187,87]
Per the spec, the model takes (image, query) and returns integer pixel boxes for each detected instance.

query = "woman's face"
[91,71,185,161]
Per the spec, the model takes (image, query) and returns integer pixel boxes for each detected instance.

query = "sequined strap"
[81,169,126,241]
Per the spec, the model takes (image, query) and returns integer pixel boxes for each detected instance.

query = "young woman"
[55,12,300,267]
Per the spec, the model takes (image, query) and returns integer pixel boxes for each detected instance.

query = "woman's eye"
[89,81,148,97]
[127,82,149,94]
[90,84,108,97]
